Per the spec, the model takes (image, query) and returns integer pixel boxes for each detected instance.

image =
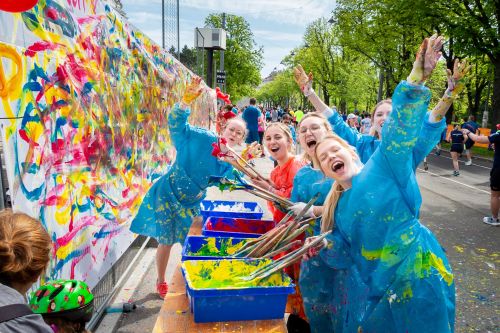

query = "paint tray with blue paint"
[200,200,264,221]
[202,216,275,239]
[181,236,249,261]
[181,259,295,323]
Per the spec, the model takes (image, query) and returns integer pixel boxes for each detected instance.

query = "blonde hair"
[264,122,294,152]
[369,99,392,139]
[298,113,333,162]
[312,134,360,233]
[0,210,51,286]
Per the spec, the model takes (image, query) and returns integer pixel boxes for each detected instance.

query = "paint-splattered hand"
[408,34,444,84]
[446,58,470,96]
[182,76,203,105]
[302,236,328,261]
[241,142,262,162]
[293,65,313,96]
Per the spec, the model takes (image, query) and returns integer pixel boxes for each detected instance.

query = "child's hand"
[181,76,203,106]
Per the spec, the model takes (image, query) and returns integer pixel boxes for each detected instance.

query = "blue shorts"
[246,130,260,144]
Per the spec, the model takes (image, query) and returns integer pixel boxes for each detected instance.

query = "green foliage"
[255,69,301,107]
[205,13,263,101]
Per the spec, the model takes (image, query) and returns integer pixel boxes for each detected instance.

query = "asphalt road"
[110,152,499,333]
[417,150,498,332]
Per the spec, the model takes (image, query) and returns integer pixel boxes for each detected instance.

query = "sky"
[120,0,335,79]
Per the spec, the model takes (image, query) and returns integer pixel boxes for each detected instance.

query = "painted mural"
[0,0,215,287]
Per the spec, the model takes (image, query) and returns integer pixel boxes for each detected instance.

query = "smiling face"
[264,124,293,164]
[372,101,392,134]
[298,116,330,157]
[315,136,360,188]
[222,119,246,146]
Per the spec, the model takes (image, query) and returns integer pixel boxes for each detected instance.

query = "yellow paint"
[453,245,464,253]
[183,259,293,289]
[56,233,86,260]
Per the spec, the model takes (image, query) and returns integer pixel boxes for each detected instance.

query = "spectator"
[0,210,53,333]
[360,113,372,134]
[271,108,279,122]
[346,113,359,132]
[242,97,261,144]
[462,127,500,226]
[461,115,480,165]
[282,114,297,144]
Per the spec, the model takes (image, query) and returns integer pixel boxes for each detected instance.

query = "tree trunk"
[323,86,329,106]
[490,58,500,130]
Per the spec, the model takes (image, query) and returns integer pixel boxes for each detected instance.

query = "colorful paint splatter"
[0,0,215,287]
[182,259,293,289]
[186,236,248,257]
[203,217,275,238]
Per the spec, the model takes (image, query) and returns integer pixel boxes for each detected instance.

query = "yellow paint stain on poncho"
[183,259,293,289]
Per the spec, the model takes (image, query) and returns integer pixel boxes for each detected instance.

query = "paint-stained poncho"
[320,81,454,332]
[130,104,234,244]
[325,108,379,164]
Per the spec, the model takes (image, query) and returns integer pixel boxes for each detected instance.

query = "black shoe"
[286,314,311,333]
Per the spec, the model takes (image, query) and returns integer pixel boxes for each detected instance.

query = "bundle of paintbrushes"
[237,231,332,282]
[211,137,268,180]
[208,173,294,211]
[232,194,320,259]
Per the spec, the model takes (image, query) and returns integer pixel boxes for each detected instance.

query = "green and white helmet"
[29,279,94,322]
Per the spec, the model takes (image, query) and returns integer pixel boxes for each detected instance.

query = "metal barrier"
[87,235,152,330]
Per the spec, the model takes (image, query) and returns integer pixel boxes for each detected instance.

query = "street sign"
[216,70,226,84]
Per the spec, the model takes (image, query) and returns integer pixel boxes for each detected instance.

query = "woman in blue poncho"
[130,77,247,298]
[306,36,461,332]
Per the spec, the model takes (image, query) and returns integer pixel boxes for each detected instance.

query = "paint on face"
[183,259,293,289]
[298,117,329,156]
[264,126,291,163]
[373,102,392,133]
[187,237,248,257]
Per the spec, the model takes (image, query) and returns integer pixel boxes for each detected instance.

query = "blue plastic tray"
[181,236,248,261]
[181,259,294,323]
[202,216,275,239]
[200,200,264,221]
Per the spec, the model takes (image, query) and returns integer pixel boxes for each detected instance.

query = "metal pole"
[176,0,180,59]
[207,49,214,88]
[220,13,226,92]
[161,0,165,49]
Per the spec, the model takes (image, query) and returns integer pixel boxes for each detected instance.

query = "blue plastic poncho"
[130,104,234,244]
[320,81,454,332]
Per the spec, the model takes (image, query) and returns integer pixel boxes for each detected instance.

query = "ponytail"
[320,182,344,233]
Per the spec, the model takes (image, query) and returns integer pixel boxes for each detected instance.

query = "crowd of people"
[1,33,496,333]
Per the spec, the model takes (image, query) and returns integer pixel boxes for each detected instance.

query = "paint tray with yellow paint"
[181,236,249,261]
[181,259,295,323]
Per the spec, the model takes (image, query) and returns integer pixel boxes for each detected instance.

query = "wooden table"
[152,217,287,333]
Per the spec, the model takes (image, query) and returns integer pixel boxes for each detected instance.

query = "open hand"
[293,64,313,95]
[408,34,444,84]
[446,58,471,94]
[182,76,203,105]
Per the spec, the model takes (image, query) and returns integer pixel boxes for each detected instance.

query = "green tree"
[205,14,263,101]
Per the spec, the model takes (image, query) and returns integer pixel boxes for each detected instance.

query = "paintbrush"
[241,231,331,282]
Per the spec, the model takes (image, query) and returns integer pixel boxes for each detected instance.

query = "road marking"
[431,154,491,170]
[418,168,490,195]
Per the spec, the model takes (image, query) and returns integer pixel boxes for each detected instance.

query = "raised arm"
[412,58,470,166]
[168,76,204,145]
[382,35,442,168]
[293,64,363,146]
